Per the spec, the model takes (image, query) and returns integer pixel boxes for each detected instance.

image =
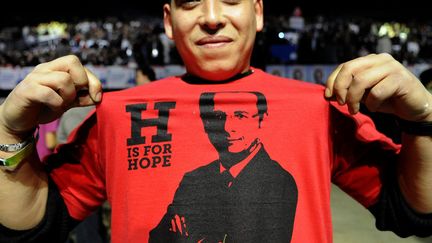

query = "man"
[135,64,157,86]
[0,0,431,242]
[149,92,297,242]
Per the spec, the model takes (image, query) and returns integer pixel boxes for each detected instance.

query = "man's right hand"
[0,55,102,141]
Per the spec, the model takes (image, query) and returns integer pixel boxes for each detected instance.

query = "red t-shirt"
[50,68,400,243]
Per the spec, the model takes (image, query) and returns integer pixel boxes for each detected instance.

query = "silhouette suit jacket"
[150,146,298,242]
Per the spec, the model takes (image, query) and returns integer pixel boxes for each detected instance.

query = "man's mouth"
[196,36,233,47]
[227,137,242,143]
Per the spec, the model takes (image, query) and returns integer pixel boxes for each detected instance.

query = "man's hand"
[326,53,432,214]
[325,53,432,122]
[0,55,102,140]
[169,214,189,237]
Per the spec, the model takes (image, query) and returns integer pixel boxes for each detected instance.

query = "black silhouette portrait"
[149,92,298,242]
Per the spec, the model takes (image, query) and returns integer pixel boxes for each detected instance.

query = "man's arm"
[325,53,432,214]
[0,55,102,230]
[398,133,432,213]
[0,148,48,230]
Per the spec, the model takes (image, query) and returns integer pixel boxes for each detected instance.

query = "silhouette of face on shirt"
[210,92,261,155]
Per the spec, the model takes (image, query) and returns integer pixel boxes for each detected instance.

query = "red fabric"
[49,68,400,243]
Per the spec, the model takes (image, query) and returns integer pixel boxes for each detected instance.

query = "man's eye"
[223,0,241,5]
[177,0,201,8]
[234,112,247,119]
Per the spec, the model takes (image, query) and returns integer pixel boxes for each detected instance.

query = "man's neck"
[219,139,260,169]
[181,69,253,84]
[220,143,262,178]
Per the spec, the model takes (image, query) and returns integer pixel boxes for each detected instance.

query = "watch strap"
[397,118,432,136]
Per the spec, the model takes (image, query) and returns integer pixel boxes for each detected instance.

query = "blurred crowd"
[1,9,432,69]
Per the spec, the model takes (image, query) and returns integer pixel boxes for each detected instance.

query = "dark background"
[0,0,430,27]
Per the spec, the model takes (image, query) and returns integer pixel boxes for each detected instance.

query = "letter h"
[126,102,176,146]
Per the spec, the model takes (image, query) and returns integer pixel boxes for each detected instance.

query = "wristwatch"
[0,138,32,152]
[0,140,35,171]
[0,132,37,172]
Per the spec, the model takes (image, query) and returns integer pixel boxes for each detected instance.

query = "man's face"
[212,92,260,154]
[163,0,263,81]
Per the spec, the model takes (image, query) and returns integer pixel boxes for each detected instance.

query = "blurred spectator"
[135,64,156,86]
[1,13,432,68]
[376,34,392,54]
[288,7,305,32]
[419,67,432,92]
[36,119,59,161]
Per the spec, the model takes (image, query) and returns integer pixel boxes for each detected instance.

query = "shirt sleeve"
[45,110,107,221]
[330,102,400,208]
[330,103,432,237]
[369,164,432,237]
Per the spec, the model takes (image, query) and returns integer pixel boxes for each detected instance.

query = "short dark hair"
[419,68,432,87]
[199,91,268,128]
[136,65,156,81]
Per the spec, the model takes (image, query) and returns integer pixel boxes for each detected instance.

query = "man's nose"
[224,116,238,134]
[199,0,226,31]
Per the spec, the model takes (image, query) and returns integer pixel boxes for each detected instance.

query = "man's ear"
[163,3,174,39]
[255,0,264,32]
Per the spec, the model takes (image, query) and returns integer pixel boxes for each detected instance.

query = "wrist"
[397,118,432,136]
[0,128,38,172]
[0,109,33,145]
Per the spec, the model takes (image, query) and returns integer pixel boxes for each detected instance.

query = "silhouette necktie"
[221,170,234,188]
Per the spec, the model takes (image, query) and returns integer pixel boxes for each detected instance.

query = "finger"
[174,214,183,235]
[84,67,103,103]
[24,84,64,112]
[363,75,399,113]
[170,219,176,232]
[180,216,188,236]
[324,63,343,99]
[15,72,71,110]
[33,71,77,106]
[345,62,394,114]
[34,55,89,89]
[332,54,378,105]
[69,68,103,107]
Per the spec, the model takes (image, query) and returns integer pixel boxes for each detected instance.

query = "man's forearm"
[398,134,432,214]
[0,152,48,230]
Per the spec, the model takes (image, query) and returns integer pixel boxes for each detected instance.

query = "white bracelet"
[0,138,32,152]
[0,127,38,152]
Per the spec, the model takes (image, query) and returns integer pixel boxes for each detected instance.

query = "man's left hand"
[325,53,432,122]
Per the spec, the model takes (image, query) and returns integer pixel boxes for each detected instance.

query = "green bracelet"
[0,136,36,172]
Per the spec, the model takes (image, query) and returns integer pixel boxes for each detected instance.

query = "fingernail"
[95,92,102,102]
[337,97,345,105]
[324,88,332,98]
[348,103,359,114]
[353,103,360,113]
